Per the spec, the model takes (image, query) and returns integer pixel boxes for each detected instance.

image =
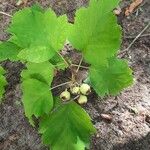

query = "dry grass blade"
[0,11,12,17]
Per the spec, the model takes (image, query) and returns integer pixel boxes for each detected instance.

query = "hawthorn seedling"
[0,0,134,149]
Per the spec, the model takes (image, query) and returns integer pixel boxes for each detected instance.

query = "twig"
[119,22,150,56]
[7,3,17,9]
[63,95,80,104]
[71,64,89,69]
[76,56,83,73]
[50,95,80,114]
[50,81,71,90]
[124,33,150,39]
[0,11,12,17]
[57,52,70,67]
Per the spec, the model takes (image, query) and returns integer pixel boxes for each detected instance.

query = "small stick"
[50,81,71,90]
[57,52,70,67]
[50,95,80,114]
[0,11,12,17]
[7,4,17,9]
[119,22,150,56]
[71,64,89,69]
[124,33,150,39]
[76,56,83,73]
[63,95,80,104]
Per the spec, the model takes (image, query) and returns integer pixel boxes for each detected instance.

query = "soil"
[0,0,150,150]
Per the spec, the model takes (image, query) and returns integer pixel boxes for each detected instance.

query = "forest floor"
[0,0,150,150]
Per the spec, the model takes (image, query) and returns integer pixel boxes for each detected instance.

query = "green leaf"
[52,137,86,150]
[0,67,7,102]
[21,61,54,85]
[21,61,54,124]
[8,5,68,63]
[89,57,133,96]
[0,41,21,61]
[18,46,55,63]
[31,4,44,13]
[49,53,68,70]
[68,0,121,66]
[22,78,53,123]
[39,100,96,150]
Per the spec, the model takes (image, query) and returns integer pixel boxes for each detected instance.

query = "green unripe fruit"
[60,90,71,101]
[78,95,88,104]
[80,83,91,95]
[71,86,80,95]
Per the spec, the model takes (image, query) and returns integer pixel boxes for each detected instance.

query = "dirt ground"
[0,0,150,150]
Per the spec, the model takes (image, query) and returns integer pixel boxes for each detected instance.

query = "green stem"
[57,52,70,67]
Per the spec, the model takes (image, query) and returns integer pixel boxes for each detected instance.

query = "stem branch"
[0,11,12,17]
[57,52,70,67]
[50,81,71,90]
[119,22,150,56]
[50,95,80,114]
[76,56,83,73]
[71,64,89,69]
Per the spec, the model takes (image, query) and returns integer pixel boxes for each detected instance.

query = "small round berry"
[60,90,71,101]
[70,86,80,95]
[80,83,91,95]
[78,95,88,104]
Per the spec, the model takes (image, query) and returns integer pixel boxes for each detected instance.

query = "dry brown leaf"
[125,0,143,16]
[100,114,113,122]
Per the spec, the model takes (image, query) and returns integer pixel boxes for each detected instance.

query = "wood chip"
[100,114,113,123]
[16,0,28,6]
[125,0,143,16]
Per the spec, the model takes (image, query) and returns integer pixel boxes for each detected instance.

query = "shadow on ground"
[113,132,150,150]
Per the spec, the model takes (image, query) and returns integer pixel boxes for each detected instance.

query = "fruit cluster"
[60,83,91,104]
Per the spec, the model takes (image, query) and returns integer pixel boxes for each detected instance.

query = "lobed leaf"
[39,100,96,150]
[18,46,55,63]
[22,78,53,123]
[52,137,86,150]
[0,41,21,61]
[89,57,133,96]
[21,61,54,85]
[49,53,68,70]
[21,62,54,124]
[8,5,68,63]
[68,0,121,66]
[0,67,7,102]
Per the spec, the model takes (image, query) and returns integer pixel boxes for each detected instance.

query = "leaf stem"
[71,64,89,69]
[50,81,71,90]
[57,52,70,67]
[76,56,83,73]
[50,95,80,114]
[63,95,80,104]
